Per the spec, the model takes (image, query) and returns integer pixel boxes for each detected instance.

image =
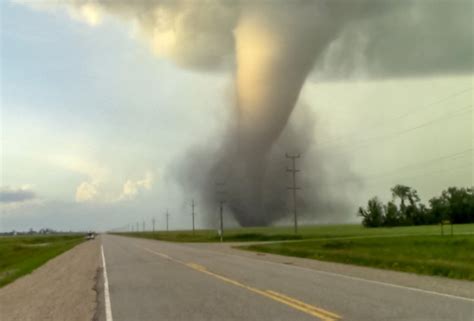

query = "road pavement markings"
[101,245,113,321]
[266,290,341,320]
[253,258,474,303]
[143,247,184,263]
[135,238,474,303]
[185,262,341,321]
[162,242,474,303]
[142,247,341,321]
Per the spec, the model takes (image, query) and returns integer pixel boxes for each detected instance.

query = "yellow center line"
[141,246,341,321]
[187,263,340,321]
[143,247,182,263]
[266,290,341,320]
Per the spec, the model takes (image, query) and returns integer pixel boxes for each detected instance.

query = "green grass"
[241,235,474,281]
[115,223,474,280]
[115,230,303,243]
[114,223,474,243]
[0,234,85,287]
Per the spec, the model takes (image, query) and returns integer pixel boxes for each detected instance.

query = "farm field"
[115,223,474,243]
[0,234,85,287]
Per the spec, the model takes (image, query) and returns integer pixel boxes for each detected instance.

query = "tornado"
[23,0,474,226]
[220,5,340,225]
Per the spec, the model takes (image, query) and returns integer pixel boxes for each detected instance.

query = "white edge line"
[126,237,474,303]
[101,244,113,321]
[119,235,474,303]
[285,262,474,303]
[225,248,474,303]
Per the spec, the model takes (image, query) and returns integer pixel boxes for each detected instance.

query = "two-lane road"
[100,235,473,321]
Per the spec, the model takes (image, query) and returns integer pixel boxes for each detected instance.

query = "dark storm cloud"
[26,0,472,77]
[0,187,36,203]
[314,0,473,79]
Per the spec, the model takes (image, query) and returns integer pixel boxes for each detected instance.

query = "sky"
[1,0,472,232]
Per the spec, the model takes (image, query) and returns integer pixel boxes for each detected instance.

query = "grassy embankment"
[0,234,85,287]
[243,234,474,281]
[117,223,474,280]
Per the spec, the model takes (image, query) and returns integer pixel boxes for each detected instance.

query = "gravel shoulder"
[0,237,101,321]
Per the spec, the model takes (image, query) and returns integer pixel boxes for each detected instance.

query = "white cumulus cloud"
[75,181,100,202]
[119,172,153,201]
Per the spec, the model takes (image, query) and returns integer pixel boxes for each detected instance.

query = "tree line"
[358,185,474,227]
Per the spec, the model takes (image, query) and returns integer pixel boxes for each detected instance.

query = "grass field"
[115,223,474,243]
[242,234,474,281]
[116,223,474,280]
[0,234,85,287]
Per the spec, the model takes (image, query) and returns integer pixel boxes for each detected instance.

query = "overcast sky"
[1,1,472,232]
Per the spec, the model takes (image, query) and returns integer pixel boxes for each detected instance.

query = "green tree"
[428,196,449,224]
[384,201,400,226]
[438,187,474,224]
[391,184,423,225]
[391,184,411,215]
[358,197,385,227]
[358,186,474,228]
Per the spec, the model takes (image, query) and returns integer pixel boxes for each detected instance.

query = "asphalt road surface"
[100,235,473,321]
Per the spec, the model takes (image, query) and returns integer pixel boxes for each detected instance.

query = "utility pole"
[191,199,196,235]
[216,182,226,242]
[166,210,169,232]
[219,200,224,242]
[152,217,156,233]
[286,153,301,234]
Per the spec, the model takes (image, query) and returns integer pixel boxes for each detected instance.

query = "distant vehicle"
[85,232,96,240]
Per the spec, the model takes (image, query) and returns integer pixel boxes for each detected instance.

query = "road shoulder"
[0,238,101,321]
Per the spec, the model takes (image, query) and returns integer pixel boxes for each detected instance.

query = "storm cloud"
[16,0,473,226]
[18,0,473,77]
[0,186,36,203]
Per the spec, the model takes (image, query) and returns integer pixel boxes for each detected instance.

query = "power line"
[362,148,473,181]
[286,153,301,234]
[315,87,473,149]
[317,105,472,153]
[191,199,196,235]
[381,86,473,122]
[322,148,472,188]
[362,162,472,189]
[216,182,226,242]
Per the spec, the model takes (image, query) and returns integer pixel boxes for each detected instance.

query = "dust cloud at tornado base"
[171,102,360,227]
